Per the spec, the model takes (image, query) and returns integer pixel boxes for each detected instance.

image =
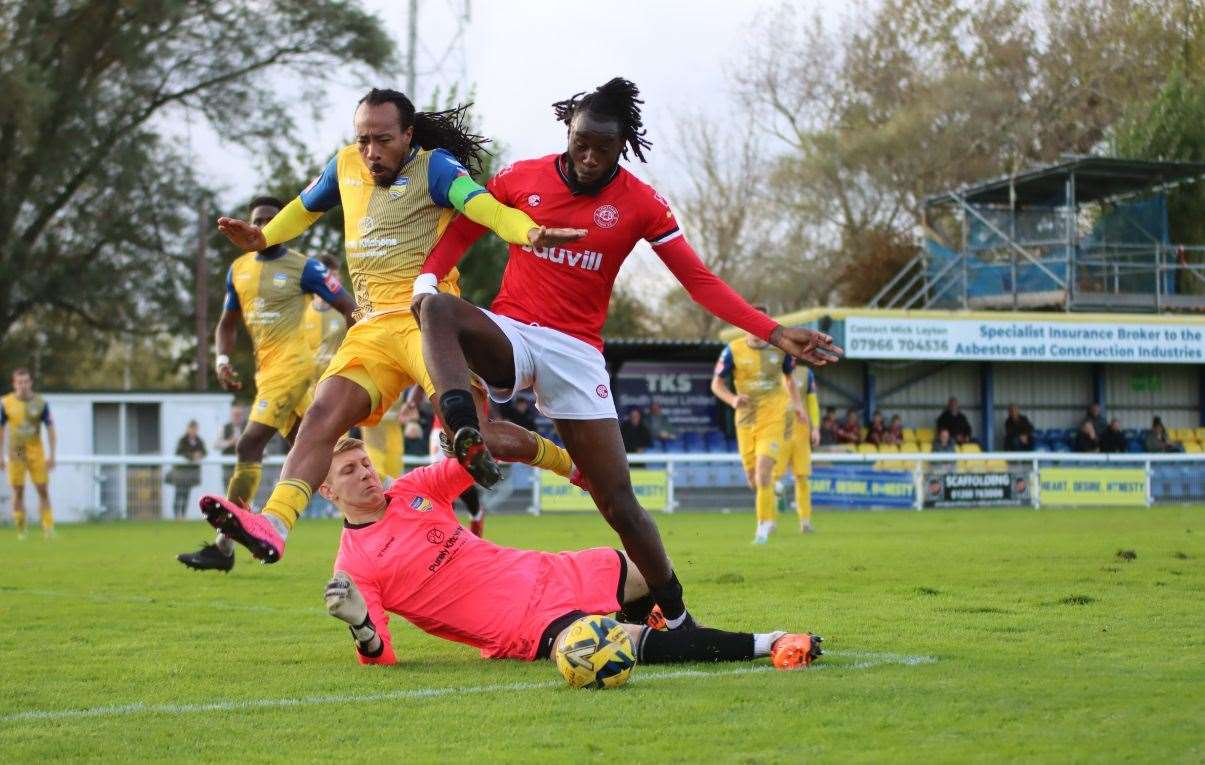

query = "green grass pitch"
[0,506,1201,762]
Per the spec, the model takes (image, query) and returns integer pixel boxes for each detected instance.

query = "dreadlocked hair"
[358,88,490,176]
[551,77,652,163]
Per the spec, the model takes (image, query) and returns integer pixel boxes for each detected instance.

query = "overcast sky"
[188,0,849,294]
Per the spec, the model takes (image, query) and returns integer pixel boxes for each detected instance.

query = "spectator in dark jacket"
[937,397,972,445]
[819,408,840,446]
[866,410,887,445]
[645,402,675,442]
[1100,419,1127,453]
[1145,417,1182,453]
[1074,420,1099,453]
[1083,402,1108,438]
[1003,404,1035,451]
[835,408,862,445]
[498,396,537,433]
[620,408,653,453]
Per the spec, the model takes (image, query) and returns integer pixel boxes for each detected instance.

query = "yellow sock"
[530,434,572,478]
[261,479,312,531]
[226,462,263,508]
[39,503,53,532]
[795,479,812,522]
[13,508,26,534]
[755,484,777,524]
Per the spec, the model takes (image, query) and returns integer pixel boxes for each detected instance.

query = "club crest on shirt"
[272,272,288,289]
[389,177,409,199]
[409,495,433,513]
[593,204,619,229]
[527,194,541,207]
[359,216,376,235]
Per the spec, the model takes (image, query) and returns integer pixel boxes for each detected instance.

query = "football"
[554,615,636,689]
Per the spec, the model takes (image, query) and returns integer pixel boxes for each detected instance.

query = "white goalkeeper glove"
[324,571,378,646]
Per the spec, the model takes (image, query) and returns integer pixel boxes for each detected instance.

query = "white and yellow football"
[554,614,636,689]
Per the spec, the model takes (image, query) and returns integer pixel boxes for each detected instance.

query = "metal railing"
[8,450,1201,523]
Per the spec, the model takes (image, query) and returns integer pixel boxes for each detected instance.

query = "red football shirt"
[423,154,778,351]
[486,155,679,349]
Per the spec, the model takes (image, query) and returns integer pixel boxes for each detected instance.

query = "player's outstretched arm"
[325,571,396,665]
[654,236,842,366]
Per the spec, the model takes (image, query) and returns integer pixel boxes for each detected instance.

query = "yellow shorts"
[735,405,787,474]
[775,416,812,479]
[250,370,313,438]
[320,310,434,428]
[7,445,48,487]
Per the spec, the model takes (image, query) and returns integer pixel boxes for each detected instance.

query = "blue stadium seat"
[1126,439,1144,453]
[665,437,685,453]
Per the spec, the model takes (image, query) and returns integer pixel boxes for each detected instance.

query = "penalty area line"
[0,651,935,723]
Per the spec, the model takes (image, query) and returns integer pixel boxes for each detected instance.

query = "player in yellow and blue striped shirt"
[1,368,55,539]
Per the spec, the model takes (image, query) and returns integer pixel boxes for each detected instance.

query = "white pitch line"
[0,587,325,616]
[0,651,935,723]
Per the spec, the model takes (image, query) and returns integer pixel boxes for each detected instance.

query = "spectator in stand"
[1145,417,1183,453]
[169,420,206,520]
[819,408,840,446]
[932,427,956,472]
[933,428,956,453]
[866,410,887,445]
[620,407,653,454]
[835,408,862,445]
[937,397,972,445]
[1100,419,1127,453]
[1003,404,1035,451]
[498,395,537,433]
[402,419,427,457]
[645,401,675,444]
[883,415,904,446]
[1074,420,1099,453]
[1083,402,1108,438]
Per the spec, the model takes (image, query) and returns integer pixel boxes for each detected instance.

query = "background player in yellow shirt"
[205,89,587,564]
[775,366,821,533]
[177,197,356,572]
[1,368,56,539]
[303,254,350,391]
[712,316,805,544]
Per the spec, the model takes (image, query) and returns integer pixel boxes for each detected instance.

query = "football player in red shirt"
[412,78,842,631]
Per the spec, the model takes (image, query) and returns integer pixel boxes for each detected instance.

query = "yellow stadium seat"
[985,460,1009,471]
[860,427,869,440]
[959,459,990,472]
[1184,442,1203,454]
[1169,428,1189,442]
[915,428,934,444]
[857,443,878,454]
[957,443,982,453]
[900,440,918,451]
[901,428,916,442]
[878,444,899,453]
[919,442,932,452]
[1194,427,1205,442]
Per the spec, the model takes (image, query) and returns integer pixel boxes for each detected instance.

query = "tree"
[0,0,394,386]
[722,0,1198,305]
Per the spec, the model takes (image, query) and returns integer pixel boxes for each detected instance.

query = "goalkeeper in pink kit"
[320,436,822,669]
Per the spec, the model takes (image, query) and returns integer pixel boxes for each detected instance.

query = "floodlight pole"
[406,0,418,98]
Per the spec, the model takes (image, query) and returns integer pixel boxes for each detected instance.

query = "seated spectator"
[866,410,887,445]
[1100,419,1127,453]
[1074,420,1099,453]
[883,415,904,446]
[620,407,653,453]
[932,428,956,453]
[936,397,972,445]
[835,408,862,444]
[1083,402,1108,438]
[402,419,426,457]
[497,395,537,432]
[1145,417,1183,453]
[819,408,840,446]
[645,401,676,442]
[1003,403,1035,451]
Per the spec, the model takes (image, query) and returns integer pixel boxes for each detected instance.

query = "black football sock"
[439,389,479,435]
[615,594,656,626]
[636,626,755,664]
[649,570,691,627]
[459,486,482,519]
